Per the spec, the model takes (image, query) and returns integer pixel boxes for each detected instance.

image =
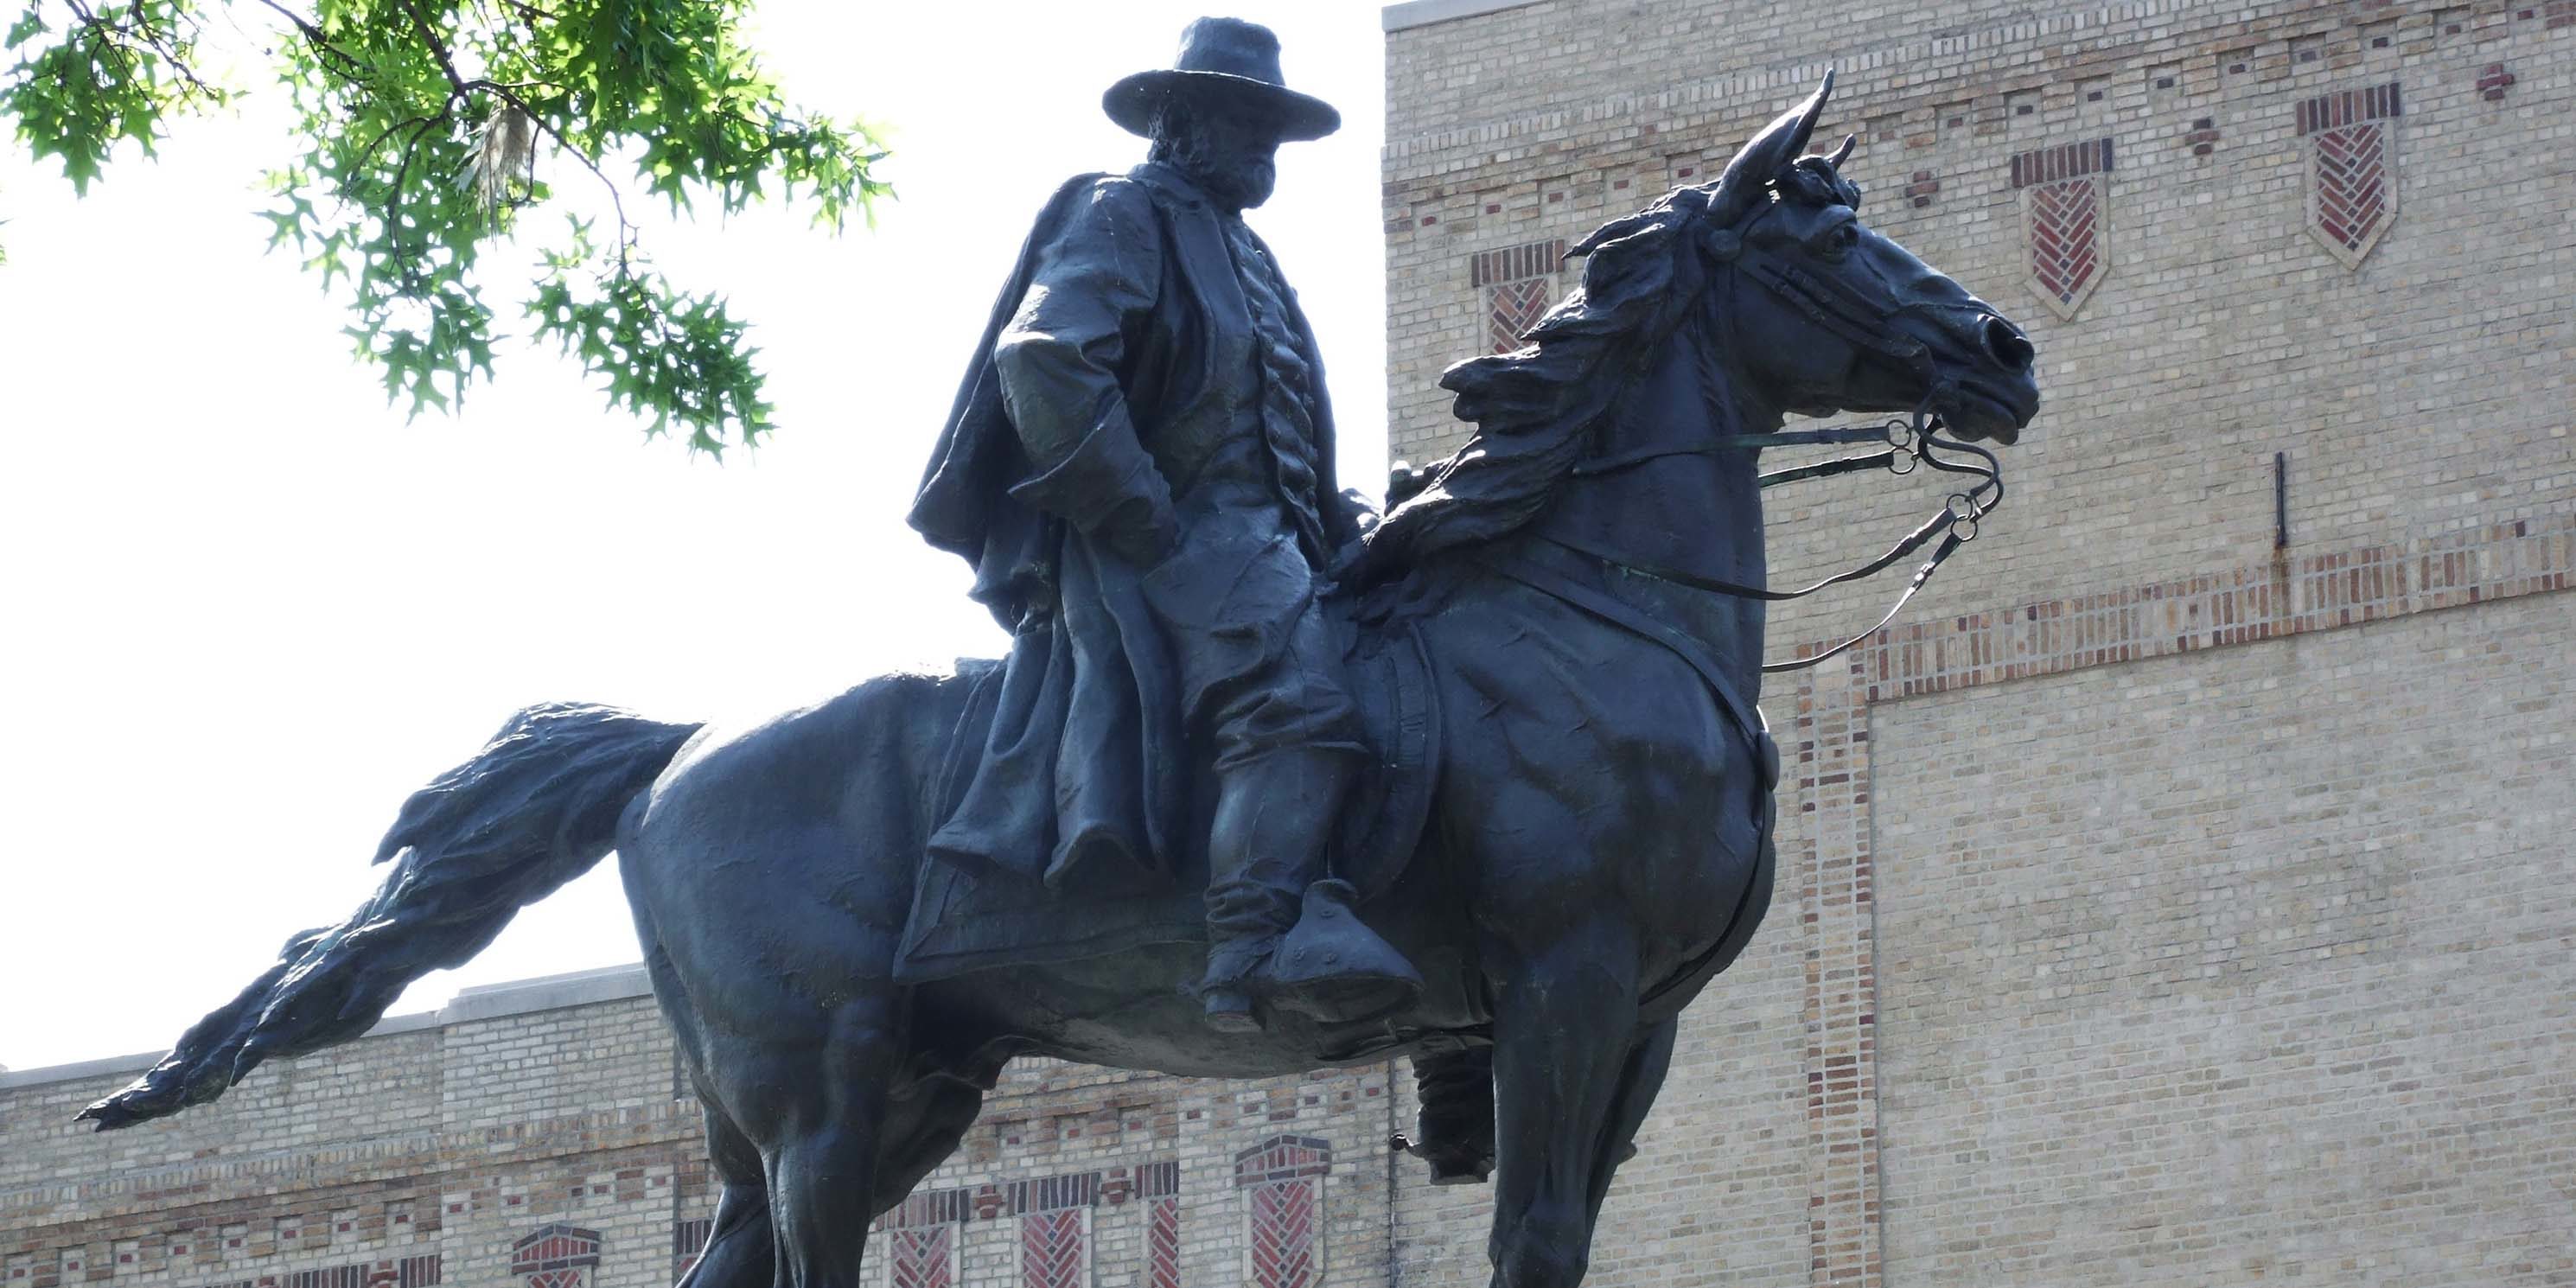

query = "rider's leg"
[1199,743,1359,1030]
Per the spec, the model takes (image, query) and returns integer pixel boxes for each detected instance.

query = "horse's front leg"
[1483,910,1643,1288]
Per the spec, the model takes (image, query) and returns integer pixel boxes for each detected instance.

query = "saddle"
[891,617,1440,984]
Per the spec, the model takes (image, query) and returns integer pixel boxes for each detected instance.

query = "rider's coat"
[909,162,1367,889]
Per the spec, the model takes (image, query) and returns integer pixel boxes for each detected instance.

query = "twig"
[248,0,368,78]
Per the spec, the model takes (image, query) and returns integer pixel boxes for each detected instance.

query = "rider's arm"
[996,181,1176,566]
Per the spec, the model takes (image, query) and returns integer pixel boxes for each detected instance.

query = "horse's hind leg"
[679,1107,775,1288]
[1483,913,1643,1288]
[755,993,905,1288]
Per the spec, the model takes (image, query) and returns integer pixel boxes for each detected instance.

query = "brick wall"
[1380,1,2575,1285]
[0,975,1401,1288]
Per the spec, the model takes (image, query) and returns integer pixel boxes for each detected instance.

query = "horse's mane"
[1362,185,1718,570]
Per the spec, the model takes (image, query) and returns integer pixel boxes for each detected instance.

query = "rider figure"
[909,18,1419,1032]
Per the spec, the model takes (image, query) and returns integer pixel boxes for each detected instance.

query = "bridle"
[1555,191,2010,673]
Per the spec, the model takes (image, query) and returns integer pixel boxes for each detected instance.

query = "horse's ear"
[1706,68,1837,227]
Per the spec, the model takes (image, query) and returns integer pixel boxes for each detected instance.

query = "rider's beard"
[1175,139,1276,212]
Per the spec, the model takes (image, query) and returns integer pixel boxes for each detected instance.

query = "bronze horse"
[83,76,2036,1288]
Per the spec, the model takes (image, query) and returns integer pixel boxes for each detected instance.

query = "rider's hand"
[1100,496,1181,567]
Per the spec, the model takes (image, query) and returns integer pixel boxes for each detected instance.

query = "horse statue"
[80,74,2037,1288]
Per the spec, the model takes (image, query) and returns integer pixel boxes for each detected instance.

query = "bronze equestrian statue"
[80,20,2040,1288]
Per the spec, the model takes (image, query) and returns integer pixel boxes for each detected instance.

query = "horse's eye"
[1829,223,1862,255]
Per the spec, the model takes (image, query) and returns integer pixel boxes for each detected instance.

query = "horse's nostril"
[1983,316,2034,371]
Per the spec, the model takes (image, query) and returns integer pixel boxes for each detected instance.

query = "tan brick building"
[7,0,2571,1285]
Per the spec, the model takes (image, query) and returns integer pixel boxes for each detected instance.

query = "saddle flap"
[892,619,1442,985]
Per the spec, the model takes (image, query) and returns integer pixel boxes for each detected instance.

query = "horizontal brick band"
[2009,137,2113,188]
[2297,81,2401,135]
[1804,510,2573,704]
[1470,238,1567,287]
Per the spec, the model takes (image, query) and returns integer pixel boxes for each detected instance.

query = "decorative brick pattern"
[1242,1178,1319,1288]
[1231,1135,1331,1184]
[883,1225,953,1288]
[1017,1208,1086,1288]
[2477,61,2515,100]
[670,1216,711,1276]
[1483,277,1553,353]
[1837,510,2573,703]
[1144,1198,1180,1288]
[2299,82,2401,268]
[1791,660,1881,1288]
[1004,1171,1100,1216]
[2011,138,2113,318]
[1475,238,1565,354]
[1468,238,1567,288]
[507,1225,596,1288]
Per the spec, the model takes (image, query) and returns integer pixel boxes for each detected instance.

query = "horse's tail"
[77,703,701,1131]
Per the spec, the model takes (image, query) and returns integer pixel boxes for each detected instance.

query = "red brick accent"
[2184,115,2221,156]
[2007,137,2113,188]
[1004,1171,1099,1215]
[883,1226,953,1288]
[2477,62,2515,101]
[879,1187,972,1229]
[1903,169,1940,208]
[2295,81,2401,135]
[1791,660,1882,1288]
[507,1226,597,1278]
[2024,175,2102,309]
[1485,277,1553,353]
[1232,1135,1330,1186]
[1806,512,2575,704]
[1145,1198,1181,1288]
[1017,1208,1084,1288]
[1469,238,1568,288]
[1244,1177,1318,1288]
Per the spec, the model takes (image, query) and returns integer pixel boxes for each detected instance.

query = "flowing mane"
[1362,184,1718,570]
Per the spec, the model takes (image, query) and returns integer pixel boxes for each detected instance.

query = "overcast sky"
[0,3,1393,1071]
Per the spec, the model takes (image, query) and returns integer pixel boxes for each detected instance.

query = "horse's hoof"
[1203,989,1261,1034]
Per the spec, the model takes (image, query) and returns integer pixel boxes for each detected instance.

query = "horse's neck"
[1526,340,1773,697]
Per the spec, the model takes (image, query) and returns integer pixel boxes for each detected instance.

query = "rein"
[1559,400,2005,675]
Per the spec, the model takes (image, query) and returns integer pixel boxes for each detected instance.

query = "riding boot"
[1198,748,1419,1031]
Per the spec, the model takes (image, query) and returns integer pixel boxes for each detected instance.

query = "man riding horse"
[908,18,1419,1033]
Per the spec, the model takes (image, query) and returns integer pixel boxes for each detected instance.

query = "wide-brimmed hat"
[1103,17,1341,143]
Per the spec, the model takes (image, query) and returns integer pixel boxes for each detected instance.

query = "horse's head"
[1652,72,2040,443]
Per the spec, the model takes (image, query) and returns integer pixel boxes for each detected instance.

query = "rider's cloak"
[909,163,1361,890]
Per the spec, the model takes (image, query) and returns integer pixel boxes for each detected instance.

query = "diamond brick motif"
[1145,1197,1180,1288]
[2307,121,2394,268]
[2023,175,2104,319]
[1485,277,1553,353]
[1245,1179,1318,1288]
[1019,1208,1085,1288]
[885,1225,952,1288]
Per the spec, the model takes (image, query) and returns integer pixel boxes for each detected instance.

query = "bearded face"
[1150,96,1285,212]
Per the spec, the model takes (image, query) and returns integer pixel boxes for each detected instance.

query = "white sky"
[0,3,1393,1071]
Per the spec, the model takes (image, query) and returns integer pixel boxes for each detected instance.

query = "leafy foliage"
[2,0,887,453]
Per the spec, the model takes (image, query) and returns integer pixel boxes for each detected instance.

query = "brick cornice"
[0,1100,698,1234]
